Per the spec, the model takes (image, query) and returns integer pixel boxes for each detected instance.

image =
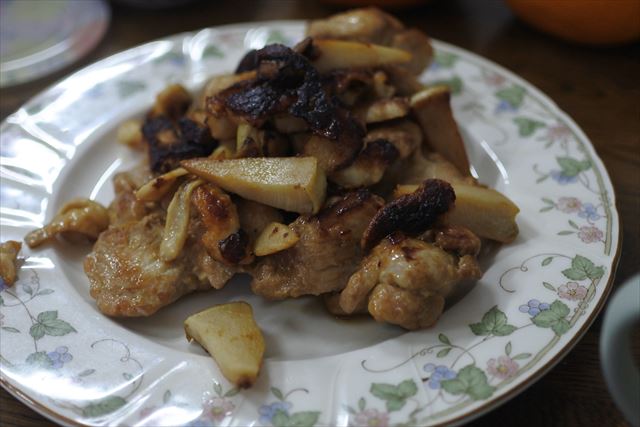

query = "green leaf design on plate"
[30,311,76,339]
[288,411,320,427]
[272,409,290,427]
[82,396,127,418]
[556,157,591,177]
[29,323,46,340]
[541,257,553,266]
[558,231,575,236]
[37,289,54,296]
[266,29,287,45]
[514,117,545,137]
[431,76,463,94]
[163,390,172,404]
[358,397,366,411]
[562,255,604,281]
[438,333,451,345]
[225,388,240,397]
[25,351,53,369]
[370,379,417,412]
[203,45,224,58]
[441,365,495,401]
[437,347,452,358]
[117,80,147,99]
[271,386,284,401]
[469,306,516,336]
[1,326,20,333]
[505,341,512,356]
[512,353,532,361]
[495,85,525,108]
[532,300,571,336]
[433,51,458,67]
[543,281,556,291]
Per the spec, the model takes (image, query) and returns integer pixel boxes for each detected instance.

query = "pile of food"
[19,8,520,386]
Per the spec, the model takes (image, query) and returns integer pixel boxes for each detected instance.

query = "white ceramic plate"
[0,21,620,427]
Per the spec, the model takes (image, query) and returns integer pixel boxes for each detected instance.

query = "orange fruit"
[506,0,640,45]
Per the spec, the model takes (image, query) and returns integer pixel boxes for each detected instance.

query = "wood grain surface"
[1,0,638,426]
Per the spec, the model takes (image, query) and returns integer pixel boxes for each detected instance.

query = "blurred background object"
[320,0,432,8]
[505,0,640,45]
[0,0,110,88]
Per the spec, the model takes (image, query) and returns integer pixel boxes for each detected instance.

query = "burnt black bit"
[360,138,399,166]
[361,179,456,252]
[218,229,250,264]
[143,116,217,173]
[215,42,364,170]
[235,49,259,73]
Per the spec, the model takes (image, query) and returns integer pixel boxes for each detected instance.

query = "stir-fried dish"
[25,8,520,332]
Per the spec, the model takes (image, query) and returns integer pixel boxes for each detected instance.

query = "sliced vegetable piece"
[25,199,110,248]
[410,86,470,175]
[311,39,411,73]
[254,222,300,256]
[184,302,265,388]
[159,179,203,261]
[182,157,326,214]
[394,183,519,243]
[136,167,189,202]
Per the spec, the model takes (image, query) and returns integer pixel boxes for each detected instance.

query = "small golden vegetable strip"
[117,119,144,150]
[182,157,326,214]
[25,199,109,248]
[159,179,203,261]
[394,183,519,243]
[311,39,411,73]
[410,86,471,175]
[0,240,22,286]
[135,168,189,202]
[254,222,300,256]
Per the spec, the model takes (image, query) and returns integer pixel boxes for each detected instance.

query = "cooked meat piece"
[307,7,403,45]
[361,179,455,251]
[85,212,235,317]
[390,29,433,75]
[210,43,364,171]
[25,199,110,248]
[339,234,482,329]
[148,84,192,120]
[192,183,253,265]
[143,116,217,173]
[365,119,422,159]
[110,164,156,224]
[236,198,284,241]
[381,65,424,95]
[323,292,367,316]
[307,8,433,75]
[428,225,481,257]
[330,138,399,188]
[249,190,384,299]
[0,240,22,286]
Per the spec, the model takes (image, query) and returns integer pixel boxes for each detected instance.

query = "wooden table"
[1,0,638,425]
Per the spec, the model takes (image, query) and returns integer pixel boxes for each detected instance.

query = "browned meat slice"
[0,240,22,286]
[339,233,482,330]
[210,43,364,171]
[361,179,455,251]
[85,212,235,317]
[109,163,156,225]
[307,8,433,74]
[249,190,384,299]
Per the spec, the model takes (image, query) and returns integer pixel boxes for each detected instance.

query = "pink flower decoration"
[557,197,582,213]
[203,396,235,422]
[483,72,506,87]
[546,124,572,141]
[558,281,588,301]
[578,225,603,243]
[487,356,519,379]
[353,408,390,427]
